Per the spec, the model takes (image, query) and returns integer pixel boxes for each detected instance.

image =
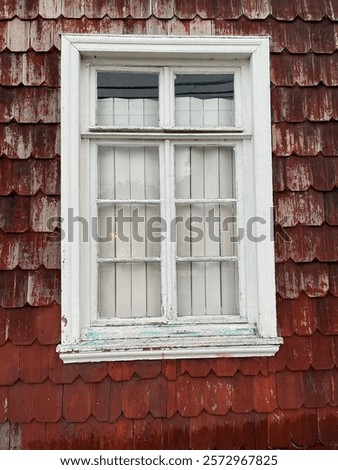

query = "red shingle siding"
[0,0,337,450]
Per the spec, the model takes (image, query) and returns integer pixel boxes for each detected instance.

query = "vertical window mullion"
[234,141,245,319]
[91,141,99,324]
[160,67,174,129]
[160,139,177,321]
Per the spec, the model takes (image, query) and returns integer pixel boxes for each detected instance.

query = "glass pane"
[175,146,234,199]
[99,262,161,318]
[97,72,159,126]
[175,74,234,127]
[177,261,238,316]
[98,204,161,259]
[98,146,160,200]
[176,203,236,258]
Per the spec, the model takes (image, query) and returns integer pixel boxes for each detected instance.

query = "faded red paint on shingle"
[78,363,108,383]
[317,295,338,335]
[0,158,60,195]
[48,348,80,384]
[214,17,337,53]
[280,157,338,192]
[213,357,241,377]
[271,52,338,86]
[90,377,110,422]
[21,421,46,450]
[273,0,338,21]
[162,413,190,449]
[134,416,163,450]
[0,233,60,270]
[203,374,233,415]
[318,407,338,445]
[34,380,63,422]
[122,375,151,419]
[37,303,61,345]
[19,342,51,384]
[329,264,338,297]
[324,192,338,226]
[179,358,213,377]
[0,50,60,87]
[148,375,168,418]
[290,408,318,447]
[275,189,325,227]
[0,123,60,159]
[0,269,60,308]
[161,359,178,381]
[0,342,20,385]
[7,379,62,422]
[276,262,331,299]
[134,360,162,379]
[63,378,92,423]
[303,369,333,408]
[0,0,337,451]
[253,374,277,412]
[0,193,59,232]
[176,374,205,417]
[311,332,335,370]
[6,306,38,345]
[189,412,233,449]
[0,386,8,422]
[232,373,254,413]
[276,370,303,409]
[272,122,338,157]
[272,86,338,123]
[1,0,337,21]
[268,409,292,448]
[108,361,135,382]
[0,87,60,123]
[291,294,318,335]
[109,381,123,422]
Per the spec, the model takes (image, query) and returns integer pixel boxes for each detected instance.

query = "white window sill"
[58,334,283,363]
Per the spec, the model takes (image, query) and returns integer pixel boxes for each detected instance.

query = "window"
[59,35,282,362]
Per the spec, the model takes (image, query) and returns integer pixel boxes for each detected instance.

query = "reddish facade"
[0,0,337,449]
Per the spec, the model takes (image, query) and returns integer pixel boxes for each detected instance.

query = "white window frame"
[59,35,282,363]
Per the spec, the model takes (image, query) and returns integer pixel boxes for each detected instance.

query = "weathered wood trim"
[60,35,281,362]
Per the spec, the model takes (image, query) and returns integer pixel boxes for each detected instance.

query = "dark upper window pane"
[175,74,234,127]
[97,72,159,126]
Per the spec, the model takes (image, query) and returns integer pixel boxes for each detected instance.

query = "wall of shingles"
[0,0,337,449]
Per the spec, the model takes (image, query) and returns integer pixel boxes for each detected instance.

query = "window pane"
[177,261,238,316]
[98,204,161,259]
[175,146,234,199]
[175,146,236,257]
[98,146,160,200]
[176,203,236,258]
[99,262,161,318]
[98,144,161,320]
[97,72,159,126]
[175,74,234,127]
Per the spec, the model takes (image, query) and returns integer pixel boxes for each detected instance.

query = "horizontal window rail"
[176,256,238,262]
[98,257,161,264]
